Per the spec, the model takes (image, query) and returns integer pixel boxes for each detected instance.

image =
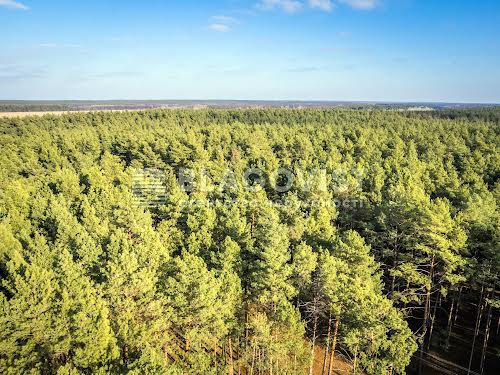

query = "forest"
[0,108,498,374]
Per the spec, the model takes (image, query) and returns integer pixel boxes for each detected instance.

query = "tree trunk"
[480,293,493,374]
[122,345,129,364]
[269,329,275,375]
[250,212,256,239]
[419,255,434,375]
[258,348,262,375]
[237,337,241,375]
[352,345,358,375]
[250,342,256,375]
[467,285,484,375]
[427,294,440,350]
[476,294,486,338]
[445,295,455,350]
[403,280,410,309]
[228,338,234,375]
[391,231,400,297]
[322,312,332,375]
[328,318,340,375]
[419,288,431,374]
[163,342,170,363]
[309,314,318,375]
[245,308,249,347]
[454,286,463,325]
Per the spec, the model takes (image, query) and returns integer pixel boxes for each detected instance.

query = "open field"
[0,109,161,118]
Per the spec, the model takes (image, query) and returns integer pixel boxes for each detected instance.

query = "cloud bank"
[209,23,231,33]
[0,0,29,10]
[309,0,334,12]
[257,0,303,14]
[338,0,378,10]
[257,0,379,13]
[208,15,239,32]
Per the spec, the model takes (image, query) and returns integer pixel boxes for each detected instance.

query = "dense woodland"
[0,108,498,374]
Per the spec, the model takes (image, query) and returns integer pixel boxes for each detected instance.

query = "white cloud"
[338,0,378,10]
[257,0,377,13]
[211,15,237,24]
[309,0,333,12]
[37,43,58,48]
[0,0,29,10]
[35,43,81,49]
[257,0,303,13]
[209,23,231,33]
[208,15,238,32]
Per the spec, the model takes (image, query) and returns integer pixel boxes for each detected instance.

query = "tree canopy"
[0,108,499,374]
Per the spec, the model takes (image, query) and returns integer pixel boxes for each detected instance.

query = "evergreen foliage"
[0,108,498,374]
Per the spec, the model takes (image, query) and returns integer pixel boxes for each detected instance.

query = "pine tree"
[0,249,118,374]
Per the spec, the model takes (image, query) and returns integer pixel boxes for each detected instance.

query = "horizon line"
[0,99,499,105]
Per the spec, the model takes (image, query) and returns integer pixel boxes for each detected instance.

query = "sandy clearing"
[0,109,153,118]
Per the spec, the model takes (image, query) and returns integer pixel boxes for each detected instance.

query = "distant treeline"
[0,103,75,112]
[0,102,167,112]
[1,101,498,113]
[404,107,500,124]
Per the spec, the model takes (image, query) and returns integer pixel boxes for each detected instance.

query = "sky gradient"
[1,0,499,102]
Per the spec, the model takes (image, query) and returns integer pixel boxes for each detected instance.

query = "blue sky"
[1,0,499,102]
